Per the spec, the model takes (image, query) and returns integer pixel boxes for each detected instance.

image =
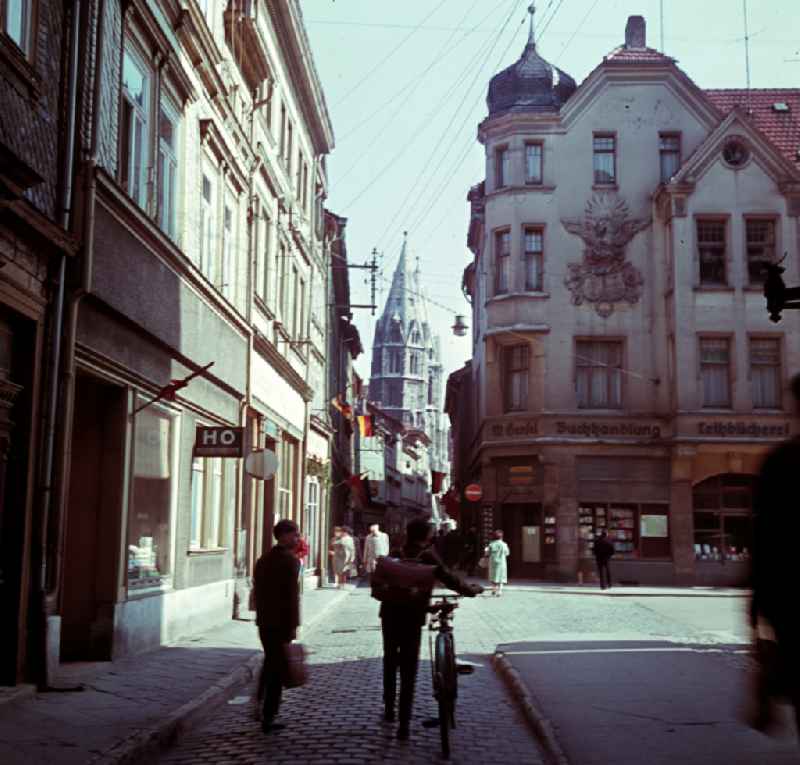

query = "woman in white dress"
[485,529,510,597]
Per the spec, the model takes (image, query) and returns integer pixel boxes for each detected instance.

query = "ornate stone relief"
[561,193,651,318]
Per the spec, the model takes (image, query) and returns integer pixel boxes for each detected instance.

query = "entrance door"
[61,375,126,661]
[502,503,543,578]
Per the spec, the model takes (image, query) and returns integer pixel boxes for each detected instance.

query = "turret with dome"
[486,3,576,117]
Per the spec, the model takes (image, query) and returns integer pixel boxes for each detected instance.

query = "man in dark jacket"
[593,530,615,590]
[254,519,300,733]
[380,517,482,741]
[751,373,800,737]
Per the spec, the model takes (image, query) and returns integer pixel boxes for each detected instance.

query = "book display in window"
[608,506,636,555]
[578,506,597,559]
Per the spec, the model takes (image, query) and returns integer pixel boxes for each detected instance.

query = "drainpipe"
[37,0,82,690]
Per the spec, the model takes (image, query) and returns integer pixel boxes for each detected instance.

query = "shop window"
[578,502,669,559]
[745,218,776,285]
[750,337,781,409]
[699,337,731,408]
[502,344,529,412]
[576,340,622,409]
[697,219,726,285]
[189,455,227,550]
[129,404,176,588]
[692,474,755,561]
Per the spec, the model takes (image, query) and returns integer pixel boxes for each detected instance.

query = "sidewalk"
[464,578,748,598]
[0,585,347,765]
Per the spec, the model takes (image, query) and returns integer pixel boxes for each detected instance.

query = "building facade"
[451,13,800,586]
[3,0,343,686]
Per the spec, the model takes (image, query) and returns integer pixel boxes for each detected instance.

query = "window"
[256,210,272,304]
[279,102,286,158]
[697,219,726,285]
[495,146,509,189]
[199,174,215,282]
[120,48,151,209]
[523,227,543,291]
[693,475,755,562]
[745,219,775,285]
[525,143,542,184]
[494,229,510,294]
[295,151,303,197]
[579,503,669,560]
[190,455,226,549]
[659,133,680,183]
[277,243,288,320]
[699,337,731,408]
[277,436,296,521]
[221,203,233,298]
[428,374,434,405]
[750,338,781,409]
[593,134,616,185]
[304,477,319,572]
[576,340,622,409]
[503,344,529,412]
[296,277,306,339]
[286,121,293,174]
[390,350,402,374]
[4,0,30,53]
[157,101,179,239]
[287,264,298,336]
[129,404,176,588]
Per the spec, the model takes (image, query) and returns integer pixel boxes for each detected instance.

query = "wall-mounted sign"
[640,514,669,538]
[556,421,662,439]
[489,419,538,439]
[464,483,483,502]
[194,426,245,457]
[485,417,666,441]
[697,421,790,438]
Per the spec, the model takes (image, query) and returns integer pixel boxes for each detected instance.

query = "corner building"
[453,14,800,586]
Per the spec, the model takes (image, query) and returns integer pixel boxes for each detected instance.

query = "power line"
[556,0,602,63]
[331,0,450,109]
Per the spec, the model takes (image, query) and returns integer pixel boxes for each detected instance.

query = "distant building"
[449,11,800,586]
[367,234,450,522]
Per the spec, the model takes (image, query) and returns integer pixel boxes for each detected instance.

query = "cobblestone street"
[158,586,545,765]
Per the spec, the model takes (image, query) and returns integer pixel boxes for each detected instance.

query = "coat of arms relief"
[561,194,651,318]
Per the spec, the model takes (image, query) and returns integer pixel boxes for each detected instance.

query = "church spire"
[527,2,536,48]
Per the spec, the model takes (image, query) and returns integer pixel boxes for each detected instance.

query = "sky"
[299,0,800,385]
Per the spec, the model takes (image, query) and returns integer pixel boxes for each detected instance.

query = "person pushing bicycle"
[376,517,482,741]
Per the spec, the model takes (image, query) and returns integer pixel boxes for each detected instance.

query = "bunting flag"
[357,414,374,438]
[331,394,354,420]
[431,470,446,494]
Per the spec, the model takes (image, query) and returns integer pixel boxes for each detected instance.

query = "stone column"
[671,451,695,585]
[550,452,578,582]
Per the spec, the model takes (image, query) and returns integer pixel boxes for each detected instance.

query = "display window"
[579,502,669,559]
[692,474,755,562]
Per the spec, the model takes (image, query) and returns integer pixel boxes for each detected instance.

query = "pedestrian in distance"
[379,517,482,741]
[363,522,390,575]
[460,525,480,576]
[253,519,301,734]
[593,530,615,590]
[485,529,510,597]
[750,372,800,741]
[331,525,356,588]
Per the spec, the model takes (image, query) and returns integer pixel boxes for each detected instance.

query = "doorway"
[501,503,544,579]
[60,375,126,661]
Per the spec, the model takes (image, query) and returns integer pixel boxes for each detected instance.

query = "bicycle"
[427,593,476,759]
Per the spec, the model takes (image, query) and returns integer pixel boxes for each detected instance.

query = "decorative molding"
[561,193,650,318]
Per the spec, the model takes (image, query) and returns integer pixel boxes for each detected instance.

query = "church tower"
[369,234,449,476]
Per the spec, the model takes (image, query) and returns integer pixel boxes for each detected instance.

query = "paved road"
[158,587,545,765]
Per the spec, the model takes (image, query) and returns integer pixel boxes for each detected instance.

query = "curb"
[92,587,350,764]
[492,651,570,765]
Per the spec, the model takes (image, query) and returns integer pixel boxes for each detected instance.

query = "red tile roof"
[604,45,674,63]
[704,89,800,169]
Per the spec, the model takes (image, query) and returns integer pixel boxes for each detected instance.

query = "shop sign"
[194,426,245,457]
[697,421,790,438]
[488,419,538,439]
[556,420,662,439]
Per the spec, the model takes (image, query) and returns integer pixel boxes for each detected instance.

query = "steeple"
[527,2,536,48]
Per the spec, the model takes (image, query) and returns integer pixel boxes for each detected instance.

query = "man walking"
[363,523,390,575]
[254,519,300,734]
[379,517,481,740]
[593,530,615,590]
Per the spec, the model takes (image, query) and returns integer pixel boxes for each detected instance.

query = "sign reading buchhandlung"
[194,426,245,458]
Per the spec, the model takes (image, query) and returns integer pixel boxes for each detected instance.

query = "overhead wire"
[556,0,602,63]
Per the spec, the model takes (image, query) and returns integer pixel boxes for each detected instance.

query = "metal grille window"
[494,230,511,294]
[495,146,509,189]
[659,133,680,183]
[503,344,529,412]
[593,134,616,185]
[576,341,622,409]
[523,227,543,291]
[525,143,542,184]
[699,337,731,408]
[697,220,726,285]
[157,101,179,240]
[120,48,151,209]
[750,338,781,409]
[746,219,776,285]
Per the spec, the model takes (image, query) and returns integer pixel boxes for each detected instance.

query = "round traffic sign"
[464,483,483,502]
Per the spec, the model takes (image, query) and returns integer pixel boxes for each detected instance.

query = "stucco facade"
[452,15,800,585]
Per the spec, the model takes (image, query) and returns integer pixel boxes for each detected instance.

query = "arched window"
[693,474,756,563]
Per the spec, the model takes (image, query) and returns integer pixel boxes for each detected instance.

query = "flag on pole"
[357,414,374,438]
[331,394,354,420]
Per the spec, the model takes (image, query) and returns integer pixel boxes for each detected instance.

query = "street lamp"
[764,260,800,322]
[451,314,468,336]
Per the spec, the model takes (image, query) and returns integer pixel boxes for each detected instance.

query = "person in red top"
[294,534,310,581]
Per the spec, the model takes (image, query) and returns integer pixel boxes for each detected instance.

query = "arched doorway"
[692,473,756,586]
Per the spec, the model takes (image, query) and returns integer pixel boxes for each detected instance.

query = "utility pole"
[337,248,379,315]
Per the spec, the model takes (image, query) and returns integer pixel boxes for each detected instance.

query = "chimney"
[625,15,646,49]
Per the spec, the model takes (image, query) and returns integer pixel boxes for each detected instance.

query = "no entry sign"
[464,483,483,502]
[194,426,244,457]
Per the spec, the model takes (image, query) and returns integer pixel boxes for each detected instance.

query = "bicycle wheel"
[438,689,453,759]
[435,633,456,759]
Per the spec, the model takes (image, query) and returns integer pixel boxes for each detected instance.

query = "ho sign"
[464,483,483,503]
[194,426,244,458]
